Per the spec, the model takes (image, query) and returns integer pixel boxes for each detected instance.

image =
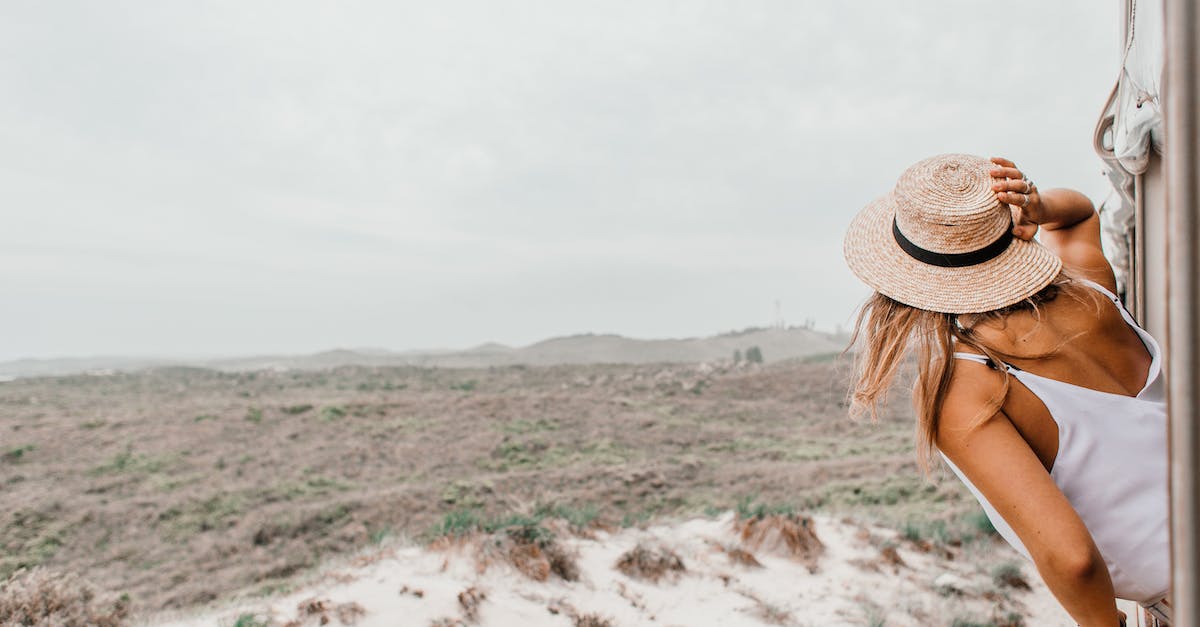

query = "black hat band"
[892,216,1014,268]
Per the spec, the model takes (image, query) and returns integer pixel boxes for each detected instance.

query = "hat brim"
[844,194,1063,314]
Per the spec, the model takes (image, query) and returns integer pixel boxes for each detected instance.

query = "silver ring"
[1023,178,1033,193]
[1020,193,1030,208]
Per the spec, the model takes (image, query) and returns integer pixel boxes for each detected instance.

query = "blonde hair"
[846,272,1096,471]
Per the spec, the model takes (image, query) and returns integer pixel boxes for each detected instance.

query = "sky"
[0,1,1121,360]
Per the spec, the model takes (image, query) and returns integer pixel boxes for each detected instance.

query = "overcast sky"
[1,2,1120,360]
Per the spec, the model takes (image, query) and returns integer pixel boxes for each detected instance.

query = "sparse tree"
[745,346,763,364]
[733,349,742,363]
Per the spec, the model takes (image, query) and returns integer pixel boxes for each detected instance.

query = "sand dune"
[150,512,1072,627]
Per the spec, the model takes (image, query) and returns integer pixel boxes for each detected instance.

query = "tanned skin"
[935,157,1146,626]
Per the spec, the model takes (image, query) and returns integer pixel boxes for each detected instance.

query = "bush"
[0,567,130,627]
[745,346,764,364]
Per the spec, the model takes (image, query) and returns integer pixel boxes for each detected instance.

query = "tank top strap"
[1074,278,1138,328]
[952,352,1019,373]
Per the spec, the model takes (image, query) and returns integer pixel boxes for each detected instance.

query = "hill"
[0,327,846,379]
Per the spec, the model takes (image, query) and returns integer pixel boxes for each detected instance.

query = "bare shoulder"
[935,356,1007,451]
[1035,189,1117,292]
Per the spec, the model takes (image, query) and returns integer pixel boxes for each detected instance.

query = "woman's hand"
[989,156,1041,241]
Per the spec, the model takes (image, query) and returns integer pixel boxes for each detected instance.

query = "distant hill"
[0,327,847,379]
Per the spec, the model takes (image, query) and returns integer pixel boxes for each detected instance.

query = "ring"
[1020,193,1029,208]
[1023,178,1033,193]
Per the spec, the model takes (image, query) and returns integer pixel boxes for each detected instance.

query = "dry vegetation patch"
[0,567,130,627]
[614,542,686,583]
[732,511,825,573]
[0,359,988,619]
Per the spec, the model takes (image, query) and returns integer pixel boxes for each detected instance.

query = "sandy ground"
[150,512,1073,627]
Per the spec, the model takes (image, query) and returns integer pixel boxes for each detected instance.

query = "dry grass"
[455,586,485,623]
[281,597,366,626]
[732,513,825,573]
[991,562,1031,591]
[709,541,763,568]
[431,518,581,585]
[614,542,686,583]
[546,599,615,627]
[0,359,979,619]
[573,613,615,627]
[0,567,130,627]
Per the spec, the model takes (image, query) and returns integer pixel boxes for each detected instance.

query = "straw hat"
[843,153,1062,314]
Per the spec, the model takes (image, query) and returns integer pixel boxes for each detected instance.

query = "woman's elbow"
[1043,546,1107,583]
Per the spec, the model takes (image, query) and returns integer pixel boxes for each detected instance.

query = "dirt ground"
[0,356,982,619]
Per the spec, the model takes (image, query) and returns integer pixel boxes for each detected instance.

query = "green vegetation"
[281,404,314,415]
[0,509,71,579]
[477,436,628,471]
[745,346,764,364]
[245,407,263,423]
[899,509,998,548]
[88,448,173,476]
[430,508,556,545]
[157,494,245,539]
[951,615,1024,627]
[533,502,599,529]
[2,444,34,463]
[192,414,217,422]
[991,561,1029,590]
[735,495,795,520]
[432,508,483,538]
[440,479,493,508]
[255,476,354,503]
[449,379,477,392]
[318,405,346,422]
[498,418,559,434]
[430,503,598,544]
[368,526,393,545]
[965,509,997,536]
[233,614,269,627]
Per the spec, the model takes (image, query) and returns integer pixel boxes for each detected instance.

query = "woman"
[842,153,1169,626]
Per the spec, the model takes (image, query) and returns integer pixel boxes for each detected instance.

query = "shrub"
[0,567,130,627]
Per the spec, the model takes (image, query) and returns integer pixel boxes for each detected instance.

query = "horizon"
[1,321,843,363]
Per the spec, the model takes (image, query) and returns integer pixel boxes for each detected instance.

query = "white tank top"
[942,278,1169,603]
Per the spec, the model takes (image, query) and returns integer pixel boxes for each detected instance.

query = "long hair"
[846,272,1096,472]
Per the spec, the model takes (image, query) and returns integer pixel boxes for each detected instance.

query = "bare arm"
[989,157,1118,292]
[937,367,1123,626]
